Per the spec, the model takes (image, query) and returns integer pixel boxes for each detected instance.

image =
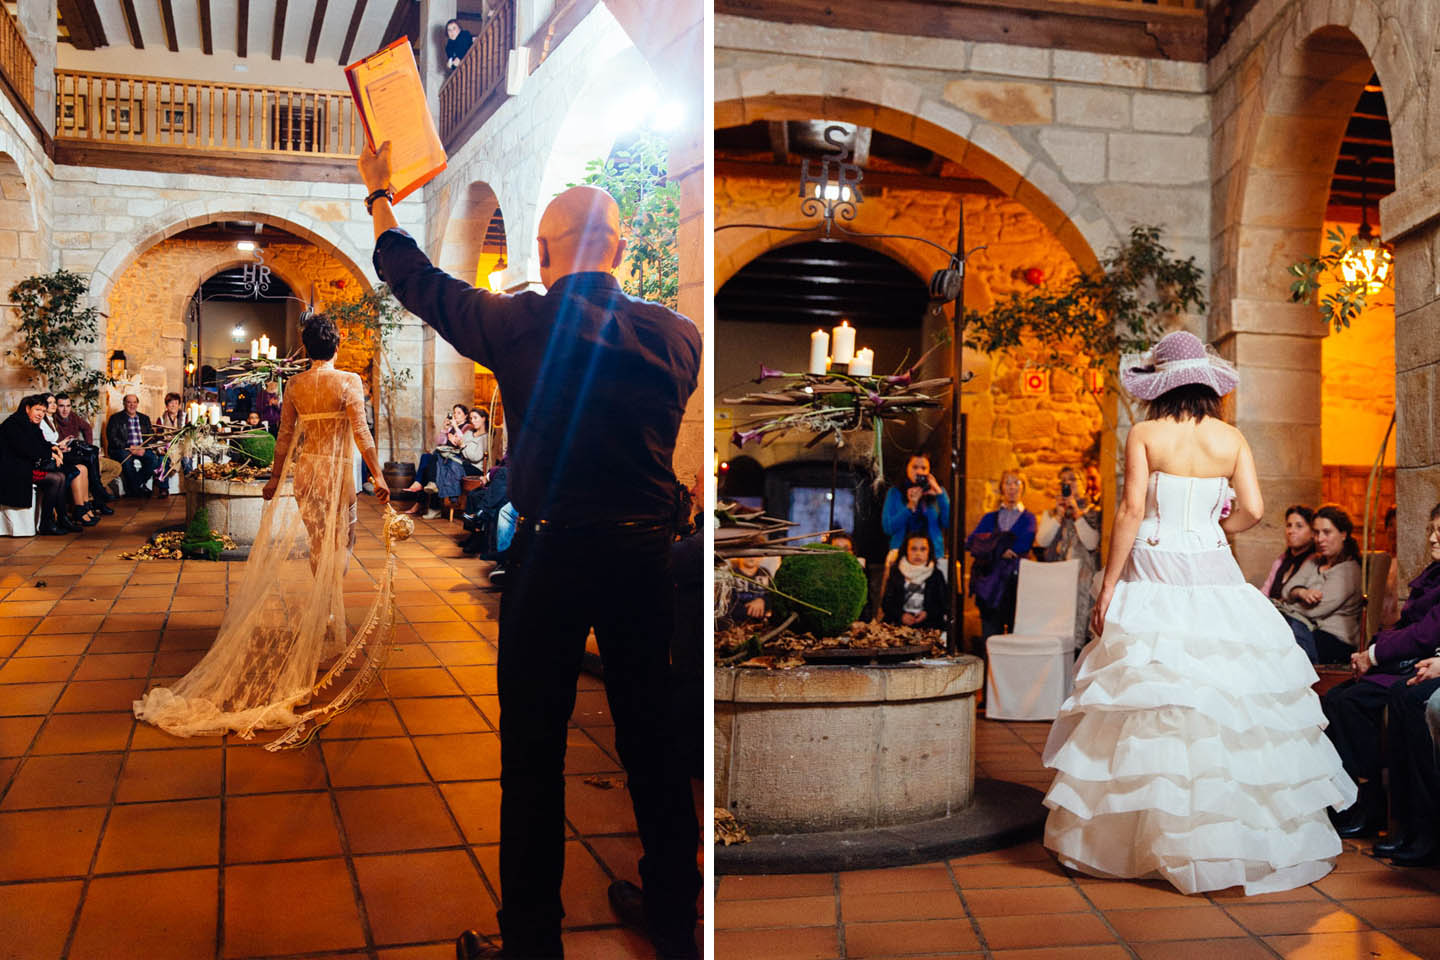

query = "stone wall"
[717,174,1101,538]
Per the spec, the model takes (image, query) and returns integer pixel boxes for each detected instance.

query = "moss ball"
[232,431,276,467]
[770,544,867,638]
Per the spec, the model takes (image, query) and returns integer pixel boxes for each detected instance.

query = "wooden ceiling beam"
[159,0,179,52]
[57,0,107,49]
[118,0,143,48]
[237,0,248,57]
[198,0,213,55]
[272,0,288,60]
[338,0,368,63]
[380,0,415,48]
[305,0,328,63]
[766,121,789,165]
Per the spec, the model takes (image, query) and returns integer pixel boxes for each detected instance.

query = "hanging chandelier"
[1339,152,1392,294]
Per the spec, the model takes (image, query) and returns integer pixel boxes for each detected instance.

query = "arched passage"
[1219,12,1414,580]
[0,152,44,408]
[103,218,371,404]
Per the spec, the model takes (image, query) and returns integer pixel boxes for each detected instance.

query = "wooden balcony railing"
[1054,0,1203,10]
[0,6,35,112]
[54,70,362,158]
[438,0,516,149]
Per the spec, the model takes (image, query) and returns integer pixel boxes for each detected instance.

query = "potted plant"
[326,284,415,489]
[6,269,115,416]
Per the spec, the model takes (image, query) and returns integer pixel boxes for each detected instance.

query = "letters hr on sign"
[240,248,272,298]
[799,125,865,223]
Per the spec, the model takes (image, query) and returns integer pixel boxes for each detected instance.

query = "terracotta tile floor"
[716,717,1440,959]
[0,496,663,960]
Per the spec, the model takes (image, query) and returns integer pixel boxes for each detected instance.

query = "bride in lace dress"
[1042,331,1356,895]
[134,313,397,746]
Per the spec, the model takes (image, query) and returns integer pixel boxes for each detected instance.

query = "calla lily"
[732,429,763,447]
[754,364,787,382]
[884,372,912,387]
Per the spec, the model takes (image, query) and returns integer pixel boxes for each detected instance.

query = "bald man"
[360,144,701,960]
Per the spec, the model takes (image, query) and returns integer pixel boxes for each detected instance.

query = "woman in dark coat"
[0,395,75,535]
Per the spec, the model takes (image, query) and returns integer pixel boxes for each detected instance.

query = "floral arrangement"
[219,353,307,390]
[725,360,950,471]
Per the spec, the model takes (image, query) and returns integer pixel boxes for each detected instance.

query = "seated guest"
[1322,504,1440,863]
[41,395,97,526]
[445,18,474,70]
[54,393,112,514]
[966,470,1036,640]
[464,408,490,474]
[257,383,282,432]
[156,393,191,480]
[1,395,76,535]
[723,556,771,624]
[1273,504,1362,663]
[1261,504,1316,598]
[880,533,947,629]
[105,393,163,498]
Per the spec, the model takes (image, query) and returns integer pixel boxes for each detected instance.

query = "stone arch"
[1218,6,1413,580]
[716,92,1104,274]
[90,203,376,310]
[102,223,370,400]
[436,180,505,284]
[532,43,660,237]
[0,149,43,409]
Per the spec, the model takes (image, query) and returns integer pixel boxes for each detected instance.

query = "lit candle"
[850,348,874,377]
[250,339,259,360]
[188,402,199,424]
[259,335,270,356]
[268,345,278,361]
[808,329,830,375]
[210,403,222,424]
[831,321,856,366]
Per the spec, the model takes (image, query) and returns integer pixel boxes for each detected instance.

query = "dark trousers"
[36,470,65,525]
[1323,678,1392,783]
[496,522,699,958]
[118,450,161,495]
[1385,676,1440,831]
[978,575,1019,644]
[1284,614,1352,664]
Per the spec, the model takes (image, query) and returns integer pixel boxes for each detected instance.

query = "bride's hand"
[373,484,390,505]
[261,479,277,501]
[1090,584,1114,638]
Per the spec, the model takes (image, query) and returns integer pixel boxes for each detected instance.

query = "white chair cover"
[986,559,1082,721]
[0,486,40,537]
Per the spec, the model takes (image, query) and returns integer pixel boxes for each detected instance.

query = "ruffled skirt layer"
[1041,560,1357,896]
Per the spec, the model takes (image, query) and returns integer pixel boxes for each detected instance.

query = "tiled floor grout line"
[832,870,846,959]
[313,724,381,957]
[942,860,994,960]
[1066,874,1145,960]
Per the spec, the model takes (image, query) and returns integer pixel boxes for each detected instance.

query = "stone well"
[715,657,985,834]
[183,476,291,547]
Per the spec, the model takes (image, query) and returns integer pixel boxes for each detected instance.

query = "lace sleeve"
[346,375,378,462]
[273,392,298,471]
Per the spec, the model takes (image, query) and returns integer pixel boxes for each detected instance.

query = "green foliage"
[181,506,224,561]
[963,225,1207,379]
[770,545,867,638]
[231,430,276,467]
[1288,225,1393,332]
[326,285,413,459]
[6,270,114,416]
[573,130,680,310]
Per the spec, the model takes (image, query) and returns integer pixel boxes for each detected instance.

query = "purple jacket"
[1365,561,1440,687]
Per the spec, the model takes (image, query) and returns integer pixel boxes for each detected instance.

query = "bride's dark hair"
[1146,383,1221,423]
[300,312,341,360]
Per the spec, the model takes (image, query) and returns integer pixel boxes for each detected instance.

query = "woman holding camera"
[1036,465,1101,644]
[882,453,950,561]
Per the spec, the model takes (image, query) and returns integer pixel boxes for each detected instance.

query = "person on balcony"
[445,19,475,70]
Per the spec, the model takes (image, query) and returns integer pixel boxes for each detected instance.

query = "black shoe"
[1391,823,1438,866]
[1333,782,1384,838]
[95,499,115,516]
[37,521,68,536]
[454,929,504,959]
[607,880,699,960]
[52,513,81,534]
[1374,831,1410,858]
[72,506,99,527]
[487,564,508,587]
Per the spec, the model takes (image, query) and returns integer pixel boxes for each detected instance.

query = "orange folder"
[345,37,447,203]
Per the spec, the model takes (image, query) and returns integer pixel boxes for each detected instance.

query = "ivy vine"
[6,269,113,416]
[1288,225,1393,332]
[325,284,414,460]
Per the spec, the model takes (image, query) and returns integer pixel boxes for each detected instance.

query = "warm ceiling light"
[488,255,508,292]
[236,240,256,252]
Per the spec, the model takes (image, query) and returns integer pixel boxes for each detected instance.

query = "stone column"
[670,116,703,493]
[418,0,457,124]
[16,0,55,136]
[1391,227,1440,587]
[1214,300,1325,583]
[382,314,427,464]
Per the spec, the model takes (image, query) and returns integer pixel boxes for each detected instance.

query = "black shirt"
[445,30,474,65]
[374,228,701,527]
